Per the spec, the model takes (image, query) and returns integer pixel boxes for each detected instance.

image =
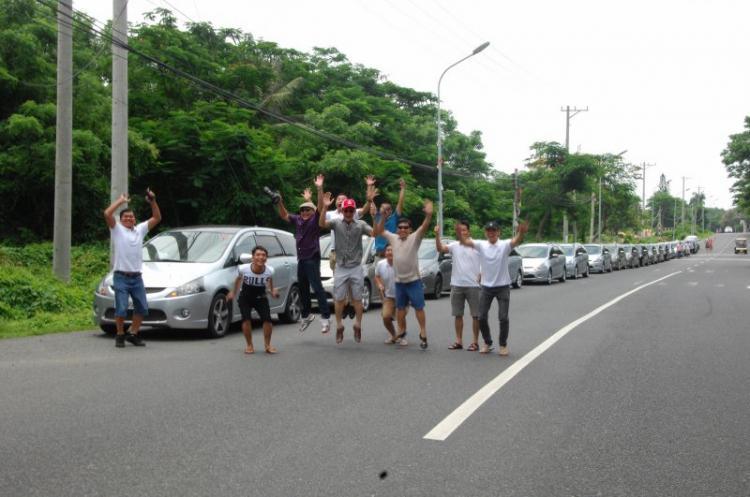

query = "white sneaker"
[320,317,332,334]
[299,315,315,332]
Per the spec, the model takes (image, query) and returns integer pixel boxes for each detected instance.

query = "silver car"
[517,243,567,284]
[93,226,301,338]
[318,234,380,312]
[419,238,454,298]
[604,243,627,270]
[508,248,524,289]
[561,243,590,279]
[584,244,612,274]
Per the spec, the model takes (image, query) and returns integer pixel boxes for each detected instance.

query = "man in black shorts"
[227,246,280,354]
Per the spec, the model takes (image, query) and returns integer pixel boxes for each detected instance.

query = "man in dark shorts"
[227,246,280,355]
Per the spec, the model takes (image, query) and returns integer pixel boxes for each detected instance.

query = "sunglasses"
[397,225,410,230]
[300,208,314,213]
[343,208,355,214]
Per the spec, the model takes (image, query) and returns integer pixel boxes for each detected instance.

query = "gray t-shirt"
[328,219,373,268]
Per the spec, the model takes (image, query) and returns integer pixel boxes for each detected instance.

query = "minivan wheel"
[362,281,371,312]
[512,270,523,289]
[573,267,579,279]
[206,292,230,338]
[279,285,301,323]
[432,275,443,299]
[559,268,566,283]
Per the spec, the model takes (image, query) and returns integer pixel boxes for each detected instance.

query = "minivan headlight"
[168,277,205,297]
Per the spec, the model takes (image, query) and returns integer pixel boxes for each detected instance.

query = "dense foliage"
[722,116,750,217]
[0,0,733,252]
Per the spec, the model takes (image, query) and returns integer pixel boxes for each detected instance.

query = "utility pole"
[111,0,129,262]
[53,0,73,283]
[681,176,691,234]
[639,163,655,237]
[561,106,588,242]
[512,169,519,237]
[597,177,602,243]
[589,193,595,243]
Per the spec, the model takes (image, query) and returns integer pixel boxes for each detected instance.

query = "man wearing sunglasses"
[276,183,332,334]
[376,199,434,350]
[455,220,529,356]
[317,175,379,344]
[373,178,406,263]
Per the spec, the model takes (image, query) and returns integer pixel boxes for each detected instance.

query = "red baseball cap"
[342,199,356,210]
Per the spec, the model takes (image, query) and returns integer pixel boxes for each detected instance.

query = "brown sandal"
[336,326,344,344]
[265,347,278,354]
[466,343,479,352]
[353,324,362,343]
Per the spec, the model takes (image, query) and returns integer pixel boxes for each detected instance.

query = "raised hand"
[423,199,434,215]
[314,174,325,189]
[399,178,406,189]
[323,191,334,208]
[366,174,376,187]
[301,188,312,202]
[434,225,440,235]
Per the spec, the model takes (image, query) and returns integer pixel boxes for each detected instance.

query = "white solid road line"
[423,271,683,442]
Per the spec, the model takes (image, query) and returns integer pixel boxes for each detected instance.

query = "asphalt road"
[2,233,749,496]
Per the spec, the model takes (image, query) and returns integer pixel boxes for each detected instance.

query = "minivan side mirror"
[239,253,252,264]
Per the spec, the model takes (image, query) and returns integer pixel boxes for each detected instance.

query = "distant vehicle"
[508,248,524,289]
[419,238,454,299]
[517,243,567,284]
[604,243,627,270]
[560,243,590,279]
[725,226,734,233]
[621,244,640,268]
[94,226,301,338]
[736,237,747,255]
[584,244,612,274]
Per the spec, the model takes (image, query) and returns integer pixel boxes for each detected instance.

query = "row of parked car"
[92,224,698,339]
[514,239,697,285]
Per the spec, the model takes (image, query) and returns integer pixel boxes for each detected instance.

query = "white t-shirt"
[111,222,149,272]
[238,264,275,297]
[447,241,480,288]
[375,259,396,298]
[474,239,512,287]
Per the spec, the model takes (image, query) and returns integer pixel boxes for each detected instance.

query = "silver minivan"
[93,226,300,338]
[517,243,567,284]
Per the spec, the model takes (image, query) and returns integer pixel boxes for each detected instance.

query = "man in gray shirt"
[317,174,379,344]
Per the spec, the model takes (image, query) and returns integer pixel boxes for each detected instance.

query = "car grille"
[104,309,168,322]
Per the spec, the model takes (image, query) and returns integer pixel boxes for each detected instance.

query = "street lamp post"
[437,41,490,235]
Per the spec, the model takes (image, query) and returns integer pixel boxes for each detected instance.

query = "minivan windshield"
[143,230,235,263]
[516,245,548,258]
[584,245,601,255]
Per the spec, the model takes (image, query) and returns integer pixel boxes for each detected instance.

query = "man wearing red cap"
[317,175,379,344]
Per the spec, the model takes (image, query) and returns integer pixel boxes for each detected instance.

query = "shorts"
[450,286,480,317]
[395,280,425,310]
[333,265,364,301]
[329,250,336,271]
[382,297,409,320]
[238,293,272,323]
[113,272,148,317]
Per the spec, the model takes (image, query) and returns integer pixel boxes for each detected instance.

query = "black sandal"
[420,334,428,350]
[395,331,407,345]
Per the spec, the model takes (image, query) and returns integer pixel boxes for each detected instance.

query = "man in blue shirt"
[374,178,406,262]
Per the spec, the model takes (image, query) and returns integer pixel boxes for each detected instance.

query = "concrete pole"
[53,0,73,283]
[111,0,129,263]
[589,193,595,243]
[597,176,602,243]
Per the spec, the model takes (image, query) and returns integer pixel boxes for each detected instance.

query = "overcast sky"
[71,0,750,210]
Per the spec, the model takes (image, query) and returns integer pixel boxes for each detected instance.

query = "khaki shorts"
[450,286,480,317]
[381,297,409,320]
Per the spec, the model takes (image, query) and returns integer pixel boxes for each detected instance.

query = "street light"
[634,162,655,236]
[437,41,490,235]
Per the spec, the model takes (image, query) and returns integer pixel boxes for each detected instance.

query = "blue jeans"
[113,272,148,317]
[478,285,510,346]
[298,258,330,319]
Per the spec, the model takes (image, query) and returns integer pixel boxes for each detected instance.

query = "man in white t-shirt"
[104,190,162,348]
[374,245,409,345]
[456,220,529,356]
[435,221,481,351]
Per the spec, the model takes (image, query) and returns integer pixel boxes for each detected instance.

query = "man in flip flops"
[435,222,481,352]
[227,246,280,355]
[455,220,529,356]
[376,199,434,350]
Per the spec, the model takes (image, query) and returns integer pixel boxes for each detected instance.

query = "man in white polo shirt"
[455,220,528,356]
[104,190,162,348]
